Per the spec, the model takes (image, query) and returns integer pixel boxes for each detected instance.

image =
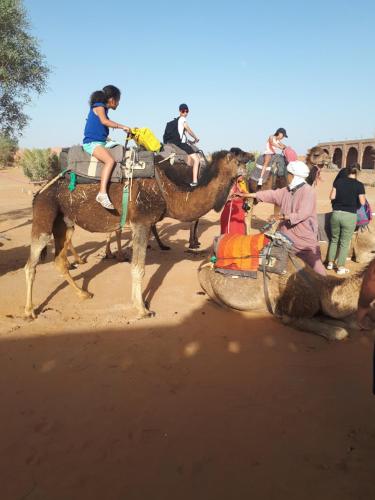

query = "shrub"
[0,135,18,167]
[19,148,59,181]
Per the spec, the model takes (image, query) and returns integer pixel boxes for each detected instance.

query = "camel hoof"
[188,242,200,250]
[137,310,156,319]
[328,327,349,341]
[24,309,36,320]
[79,290,93,300]
[116,253,130,262]
[104,253,115,260]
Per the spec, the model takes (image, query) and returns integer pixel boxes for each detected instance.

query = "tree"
[0,134,18,166]
[0,0,49,138]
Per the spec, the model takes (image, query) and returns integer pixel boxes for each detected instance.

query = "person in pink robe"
[248,160,326,276]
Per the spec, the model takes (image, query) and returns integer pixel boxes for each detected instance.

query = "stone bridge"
[317,138,375,169]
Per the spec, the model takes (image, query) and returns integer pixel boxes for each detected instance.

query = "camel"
[244,146,330,233]
[198,251,371,341]
[103,220,199,261]
[24,150,251,319]
[318,213,375,265]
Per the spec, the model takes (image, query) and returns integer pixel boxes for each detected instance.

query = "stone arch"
[362,146,375,169]
[332,148,343,168]
[346,147,358,167]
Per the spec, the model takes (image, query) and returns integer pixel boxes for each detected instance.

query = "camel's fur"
[198,255,369,340]
[244,146,330,234]
[25,151,251,319]
[319,218,375,266]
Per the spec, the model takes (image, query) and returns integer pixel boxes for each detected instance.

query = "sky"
[20,0,375,155]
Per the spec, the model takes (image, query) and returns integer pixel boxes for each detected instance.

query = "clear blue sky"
[21,0,375,155]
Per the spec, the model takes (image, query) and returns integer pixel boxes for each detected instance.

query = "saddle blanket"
[250,154,287,183]
[214,233,269,278]
[60,145,155,183]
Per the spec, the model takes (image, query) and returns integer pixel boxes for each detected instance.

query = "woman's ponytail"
[89,90,106,106]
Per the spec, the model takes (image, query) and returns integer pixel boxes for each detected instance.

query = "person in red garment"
[220,175,249,234]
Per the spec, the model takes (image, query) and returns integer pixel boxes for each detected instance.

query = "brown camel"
[198,253,371,341]
[25,150,251,319]
[318,214,375,265]
[244,146,330,233]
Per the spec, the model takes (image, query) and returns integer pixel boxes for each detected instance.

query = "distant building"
[317,139,375,169]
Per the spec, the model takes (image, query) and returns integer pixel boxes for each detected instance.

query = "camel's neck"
[155,161,234,222]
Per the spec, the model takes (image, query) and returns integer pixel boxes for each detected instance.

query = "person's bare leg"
[191,153,200,183]
[91,146,116,209]
[92,146,115,194]
[259,154,272,185]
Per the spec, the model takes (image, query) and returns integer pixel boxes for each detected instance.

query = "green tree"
[0,134,18,166]
[19,148,59,181]
[0,0,49,138]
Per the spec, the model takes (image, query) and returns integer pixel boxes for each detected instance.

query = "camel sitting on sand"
[198,252,372,341]
[318,213,375,265]
[25,150,251,319]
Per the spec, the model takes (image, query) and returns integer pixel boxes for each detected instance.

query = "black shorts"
[177,142,195,155]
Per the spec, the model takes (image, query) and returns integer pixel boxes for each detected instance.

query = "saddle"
[213,230,293,279]
[250,154,287,183]
[59,143,207,187]
[156,144,208,188]
[59,145,155,184]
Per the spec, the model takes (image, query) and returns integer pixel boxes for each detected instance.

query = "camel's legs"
[53,216,92,300]
[68,240,86,265]
[282,315,348,341]
[131,222,153,318]
[151,224,170,251]
[188,219,200,249]
[24,234,51,319]
[114,229,122,259]
[104,232,114,259]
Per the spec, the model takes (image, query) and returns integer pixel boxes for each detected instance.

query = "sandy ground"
[0,167,375,500]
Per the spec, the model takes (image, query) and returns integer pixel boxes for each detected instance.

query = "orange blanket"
[215,233,269,272]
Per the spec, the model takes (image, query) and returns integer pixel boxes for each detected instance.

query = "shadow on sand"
[1,302,375,500]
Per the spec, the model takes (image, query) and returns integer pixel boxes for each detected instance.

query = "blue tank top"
[83,102,109,143]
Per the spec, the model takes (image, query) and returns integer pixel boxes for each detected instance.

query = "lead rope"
[34,168,69,197]
[262,219,279,315]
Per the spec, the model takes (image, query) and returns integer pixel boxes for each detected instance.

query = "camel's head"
[306,146,330,169]
[305,146,330,185]
[228,148,254,176]
[211,149,254,212]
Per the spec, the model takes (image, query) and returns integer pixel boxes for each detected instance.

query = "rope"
[68,171,76,192]
[34,168,69,197]
[120,182,129,228]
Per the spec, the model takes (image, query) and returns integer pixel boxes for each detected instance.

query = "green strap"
[120,183,129,228]
[68,172,76,192]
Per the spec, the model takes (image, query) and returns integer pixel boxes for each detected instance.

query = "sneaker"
[96,193,115,210]
[189,181,198,188]
[257,178,263,186]
[337,267,350,275]
[326,262,334,270]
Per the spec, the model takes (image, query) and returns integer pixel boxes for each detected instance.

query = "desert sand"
[1,166,375,500]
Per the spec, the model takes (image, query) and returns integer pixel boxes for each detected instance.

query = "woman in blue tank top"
[83,85,131,209]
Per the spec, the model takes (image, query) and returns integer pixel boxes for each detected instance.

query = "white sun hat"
[287,160,310,179]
